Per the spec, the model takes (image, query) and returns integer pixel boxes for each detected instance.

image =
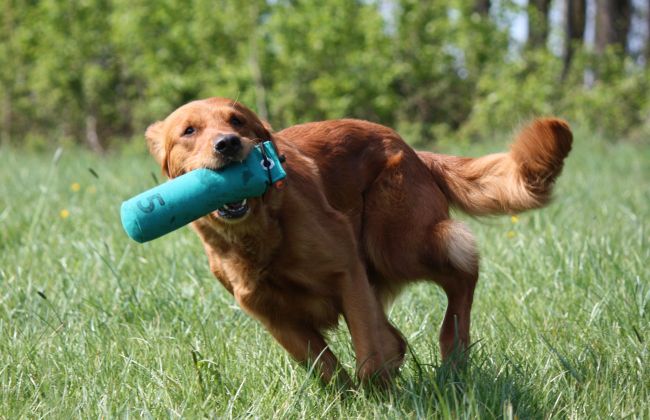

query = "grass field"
[1,129,648,418]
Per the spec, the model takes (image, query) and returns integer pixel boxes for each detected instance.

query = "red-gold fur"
[146,98,572,385]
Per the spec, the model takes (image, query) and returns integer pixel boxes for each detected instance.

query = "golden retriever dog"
[145,97,572,385]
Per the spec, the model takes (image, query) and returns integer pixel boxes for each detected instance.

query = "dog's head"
[146,97,274,223]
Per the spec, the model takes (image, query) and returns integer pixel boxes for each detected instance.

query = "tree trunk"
[474,0,490,16]
[1,0,12,147]
[85,115,105,154]
[1,93,10,147]
[249,35,268,123]
[528,0,551,48]
[562,0,587,80]
[646,0,650,63]
[595,0,631,55]
[248,2,269,122]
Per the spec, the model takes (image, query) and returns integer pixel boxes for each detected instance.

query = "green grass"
[1,129,648,418]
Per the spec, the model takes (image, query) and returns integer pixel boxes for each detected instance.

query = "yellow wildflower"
[506,230,516,238]
[510,215,519,224]
[60,209,70,219]
[70,182,81,192]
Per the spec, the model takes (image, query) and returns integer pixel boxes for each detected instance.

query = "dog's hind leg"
[427,220,479,361]
[436,269,478,361]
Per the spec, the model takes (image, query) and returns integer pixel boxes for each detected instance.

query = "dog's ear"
[145,121,169,176]
[262,120,273,134]
[258,119,274,140]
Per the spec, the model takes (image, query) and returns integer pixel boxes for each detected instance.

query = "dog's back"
[278,117,572,298]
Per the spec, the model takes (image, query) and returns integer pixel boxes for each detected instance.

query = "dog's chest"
[197,215,348,331]
[228,261,342,330]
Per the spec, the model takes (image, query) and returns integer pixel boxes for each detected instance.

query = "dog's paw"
[356,353,392,386]
[382,322,407,372]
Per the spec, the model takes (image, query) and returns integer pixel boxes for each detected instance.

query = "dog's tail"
[418,118,572,216]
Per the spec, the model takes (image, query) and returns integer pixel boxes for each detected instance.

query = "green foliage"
[0,132,648,417]
[462,47,650,140]
[266,0,395,125]
[0,0,648,149]
[561,50,650,138]
[393,0,506,132]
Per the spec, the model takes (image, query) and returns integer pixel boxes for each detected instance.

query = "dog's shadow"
[320,343,547,418]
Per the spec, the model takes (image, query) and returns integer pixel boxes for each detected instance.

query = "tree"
[0,0,35,147]
[266,0,394,126]
[595,0,631,55]
[474,0,490,16]
[110,0,270,131]
[562,0,587,80]
[0,0,15,146]
[392,1,462,137]
[390,0,508,142]
[646,0,650,63]
[528,0,551,49]
[25,0,133,152]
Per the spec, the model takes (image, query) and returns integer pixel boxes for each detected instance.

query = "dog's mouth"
[202,156,244,172]
[216,199,249,220]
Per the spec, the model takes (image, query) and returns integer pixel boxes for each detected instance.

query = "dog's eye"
[182,126,196,136]
[229,116,243,127]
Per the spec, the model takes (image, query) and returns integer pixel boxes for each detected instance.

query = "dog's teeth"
[223,199,247,211]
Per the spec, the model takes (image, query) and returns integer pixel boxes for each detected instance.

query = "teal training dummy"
[120,141,286,243]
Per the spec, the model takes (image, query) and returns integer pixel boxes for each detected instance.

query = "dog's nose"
[213,134,242,157]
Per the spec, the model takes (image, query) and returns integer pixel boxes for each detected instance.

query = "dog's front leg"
[264,322,352,388]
